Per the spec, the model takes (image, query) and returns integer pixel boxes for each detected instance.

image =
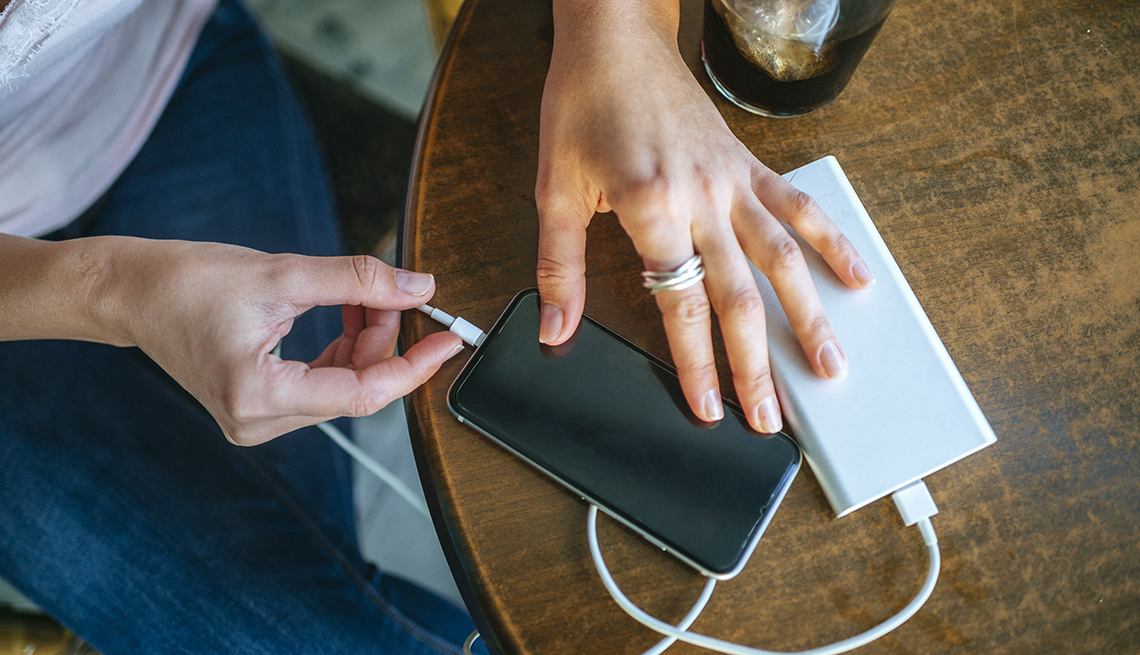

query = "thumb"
[535,196,592,345]
[283,254,436,311]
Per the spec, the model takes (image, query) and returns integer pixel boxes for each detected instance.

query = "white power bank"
[753,156,996,517]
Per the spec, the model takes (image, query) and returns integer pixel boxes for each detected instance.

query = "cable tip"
[450,317,486,348]
[892,480,939,527]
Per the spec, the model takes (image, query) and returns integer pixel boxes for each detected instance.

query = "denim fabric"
[0,2,480,653]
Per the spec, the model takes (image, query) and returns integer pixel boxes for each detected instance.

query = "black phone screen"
[448,289,800,577]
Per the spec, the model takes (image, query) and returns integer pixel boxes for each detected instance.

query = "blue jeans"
[0,2,481,653]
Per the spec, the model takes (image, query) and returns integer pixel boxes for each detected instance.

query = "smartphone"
[448,289,801,579]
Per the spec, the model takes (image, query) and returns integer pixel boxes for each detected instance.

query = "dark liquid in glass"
[702,0,887,116]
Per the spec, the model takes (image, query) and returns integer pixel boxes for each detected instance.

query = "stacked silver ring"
[641,254,706,295]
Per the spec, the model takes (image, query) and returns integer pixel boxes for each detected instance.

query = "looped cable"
[587,505,941,655]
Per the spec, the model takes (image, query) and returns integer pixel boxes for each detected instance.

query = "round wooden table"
[399,0,1140,653]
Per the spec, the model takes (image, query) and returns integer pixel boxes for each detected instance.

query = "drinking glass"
[702,0,897,117]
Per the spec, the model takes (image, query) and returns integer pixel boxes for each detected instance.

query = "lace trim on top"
[0,0,84,88]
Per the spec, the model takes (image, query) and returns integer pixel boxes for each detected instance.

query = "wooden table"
[400,0,1140,653]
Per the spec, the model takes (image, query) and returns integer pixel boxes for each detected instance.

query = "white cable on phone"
[587,481,941,655]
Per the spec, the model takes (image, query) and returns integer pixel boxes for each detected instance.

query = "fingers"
[277,255,428,369]
[269,330,464,424]
[618,184,776,430]
[221,312,458,446]
[735,193,848,381]
[535,193,592,346]
[751,168,875,290]
[650,169,865,432]
[309,303,400,370]
[697,233,782,433]
[633,219,726,425]
[655,279,723,424]
[345,307,402,370]
[217,330,463,447]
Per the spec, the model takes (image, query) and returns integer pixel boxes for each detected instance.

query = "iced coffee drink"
[702,0,895,117]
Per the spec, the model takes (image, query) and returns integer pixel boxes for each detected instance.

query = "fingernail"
[757,395,782,433]
[819,340,847,379]
[851,260,876,288]
[702,388,724,422]
[395,270,434,296]
[539,303,563,344]
[445,342,465,361]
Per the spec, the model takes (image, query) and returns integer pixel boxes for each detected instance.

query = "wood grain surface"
[400,0,1140,653]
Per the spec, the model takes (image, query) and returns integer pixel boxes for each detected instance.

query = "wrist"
[0,234,131,345]
[78,236,143,348]
[552,0,679,53]
[54,236,138,347]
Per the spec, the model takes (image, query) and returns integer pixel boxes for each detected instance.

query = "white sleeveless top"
[0,0,217,237]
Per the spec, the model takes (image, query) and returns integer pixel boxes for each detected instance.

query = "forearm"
[552,0,679,50]
[0,234,130,345]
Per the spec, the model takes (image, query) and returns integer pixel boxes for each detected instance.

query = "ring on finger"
[641,254,705,295]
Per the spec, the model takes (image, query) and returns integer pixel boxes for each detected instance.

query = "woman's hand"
[100,240,462,445]
[536,0,874,433]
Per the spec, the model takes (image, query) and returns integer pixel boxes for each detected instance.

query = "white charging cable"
[463,630,482,655]
[588,480,941,655]
[320,302,942,655]
[459,567,716,655]
[416,303,486,347]
[316,421,431,520]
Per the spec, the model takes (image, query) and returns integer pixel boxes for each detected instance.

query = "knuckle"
[220,389,258,424]
[767,235,805,274]
[787,189,822,219]
[804,313,833,340]
[667,291,712,327]
[692,166,721,202]
[823,228,855,258]
[719,288,765,321]
[534,177,565,217]
[535,254,582,287]
[735,366,774,396]
[685,360,720,387]
[535,175,592,227]
[614,171,700,237]
[629,171,673,203]
[349,254,384,290]
[347,395,387,418]
[346,374,387,418]
[620,172,677,222]
[218,375,271,426]
[217,406,261,447]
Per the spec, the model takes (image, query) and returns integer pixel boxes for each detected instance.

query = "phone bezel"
[446,289,801,579]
